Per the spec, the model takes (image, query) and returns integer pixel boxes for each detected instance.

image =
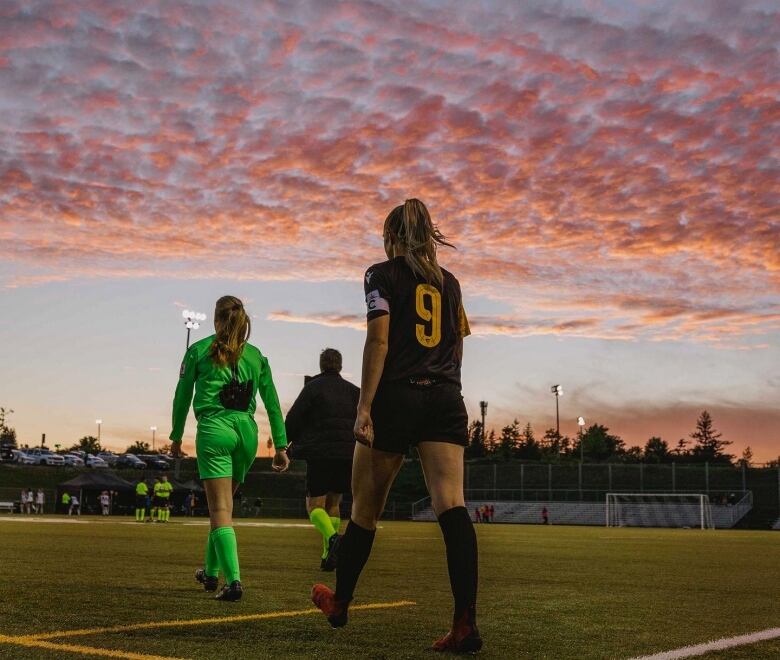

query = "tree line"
[466,410,761,466]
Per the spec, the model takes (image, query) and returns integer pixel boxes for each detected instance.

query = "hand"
[170,443,182,458]
[354,407,374,447]
[272,449,290,473]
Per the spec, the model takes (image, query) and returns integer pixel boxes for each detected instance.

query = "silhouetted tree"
[126,441,151,455]
[689,410,733,464]
[580,424,625,462]
[465,420,487,459]
[737,446,753,468]
[516,422,542,460]
[0,407,17,446]
[70,436,102,454]
[498,420,521,461]
[644,437,671,463]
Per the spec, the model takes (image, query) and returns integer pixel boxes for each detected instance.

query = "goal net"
[606,493,714,529]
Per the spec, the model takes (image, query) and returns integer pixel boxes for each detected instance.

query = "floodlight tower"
[479,401,488,446]
[550,385,563,437]
[95,419,102,443]
[577,416,586,463]
[182,310,207,349]
[150,426,157,452]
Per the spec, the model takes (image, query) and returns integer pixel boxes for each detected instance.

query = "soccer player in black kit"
[312,199,481,653]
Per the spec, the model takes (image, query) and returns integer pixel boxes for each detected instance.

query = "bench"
[0,501,15,513]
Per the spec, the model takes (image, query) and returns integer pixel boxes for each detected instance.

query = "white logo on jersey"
[365,289,389,313]
[365,270,373,285]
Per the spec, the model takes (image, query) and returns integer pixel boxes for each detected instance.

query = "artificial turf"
[0,517,777,659]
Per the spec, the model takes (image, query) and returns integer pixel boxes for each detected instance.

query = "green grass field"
[0,517,778,659]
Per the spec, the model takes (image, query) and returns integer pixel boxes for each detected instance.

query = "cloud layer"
[1,0,778,346]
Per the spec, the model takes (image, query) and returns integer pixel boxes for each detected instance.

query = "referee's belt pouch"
[220,365,253,412]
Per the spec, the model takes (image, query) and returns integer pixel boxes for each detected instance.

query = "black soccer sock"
[335,519,376,605]
[438,506,478,625]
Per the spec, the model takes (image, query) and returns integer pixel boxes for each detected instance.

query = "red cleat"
[311,583,349,628]
[432,612,483,654]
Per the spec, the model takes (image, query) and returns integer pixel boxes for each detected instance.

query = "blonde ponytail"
[210,295,251,367]
[384,199,454,286]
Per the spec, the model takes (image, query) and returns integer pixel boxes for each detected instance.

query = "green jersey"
[170,335,288,450]
[136,482,148,497]
[61,493,71,504]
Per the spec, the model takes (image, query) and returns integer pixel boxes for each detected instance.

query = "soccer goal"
[606,493,714,529]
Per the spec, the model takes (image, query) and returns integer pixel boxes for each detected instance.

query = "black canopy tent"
[57,471,135,515]
[167,478,206,515]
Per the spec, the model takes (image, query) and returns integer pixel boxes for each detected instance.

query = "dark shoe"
[195,568,218,593]
[320,557,329,571]
[432,612,482,654]
[215,580,243,601]
[311,583,348,628]
[322,533,340,572]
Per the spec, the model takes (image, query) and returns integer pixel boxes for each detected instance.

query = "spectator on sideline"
[135,479,148,522]
[36,489,45,515]
[474,506,481,523]
[542,506,549,525]
[61,491,71,514]
[69,493,80,516]
[20,488,29,514]
[489,504,495,523]
[185,491,196,517]
[100,490,111,516]
[285,348,359,571]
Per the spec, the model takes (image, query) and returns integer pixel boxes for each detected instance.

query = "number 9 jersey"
[364,256,471,387]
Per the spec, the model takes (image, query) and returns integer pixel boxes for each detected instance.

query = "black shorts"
[371,380,468,454]
[153,496,166,507]
[306,459,352,497]
[135,495,147,508]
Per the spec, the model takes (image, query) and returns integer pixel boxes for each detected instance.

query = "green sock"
[164,509,169,521]
[211,527,240,583]
[204,533,220,578]
[309,508,336,558]
[136,508,143,521]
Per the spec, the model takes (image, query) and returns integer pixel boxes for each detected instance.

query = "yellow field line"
[0,635,183,660]
[14,600,417,641]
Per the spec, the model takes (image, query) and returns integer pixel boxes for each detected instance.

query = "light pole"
[150,426,157,452]
[479,401,488,448]
[578,416,586,463]
[182,310,207,349]
[550,385,563,438]
[95,419,102,443]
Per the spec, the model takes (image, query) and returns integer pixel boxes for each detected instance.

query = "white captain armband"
[365,289,389,314]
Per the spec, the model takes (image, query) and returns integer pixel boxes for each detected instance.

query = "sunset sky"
[1,0,778,462]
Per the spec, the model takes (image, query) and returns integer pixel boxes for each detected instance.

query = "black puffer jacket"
[285,371,360,461]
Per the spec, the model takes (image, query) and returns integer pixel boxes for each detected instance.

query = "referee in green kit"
[169,295,289,601]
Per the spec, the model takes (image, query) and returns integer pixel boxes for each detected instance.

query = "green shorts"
[195,412,258,483]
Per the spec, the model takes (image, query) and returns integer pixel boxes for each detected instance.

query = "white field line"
[631,627,780,659]
[0,517,384,530]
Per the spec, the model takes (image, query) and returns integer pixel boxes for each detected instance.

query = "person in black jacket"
[285,348,359,570]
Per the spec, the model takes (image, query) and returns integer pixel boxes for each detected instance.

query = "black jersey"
[364,256,470,386]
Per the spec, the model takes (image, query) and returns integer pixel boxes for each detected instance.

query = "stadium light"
[479,401,488,447]
[150,426,157,452]
[182,309,206,349]
[95,419,102,442]
[550,385,563,437]
[578,416,586,463]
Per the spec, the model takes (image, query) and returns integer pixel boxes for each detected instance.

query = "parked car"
[11,449,36,465]
[97,452,119,466]
[138,454,170,470]
[26,448,65,466]
[62,453,85,467]
[116,454,147,469]
[85,454,108,468]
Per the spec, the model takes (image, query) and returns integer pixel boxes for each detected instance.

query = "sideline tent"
[57,471,135,515]
[168,478,206,515]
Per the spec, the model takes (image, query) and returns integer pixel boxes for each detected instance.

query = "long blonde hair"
[210,295,251,367]
[384,199,454,286]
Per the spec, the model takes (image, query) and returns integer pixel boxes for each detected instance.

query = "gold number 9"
[415,284,441,348]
